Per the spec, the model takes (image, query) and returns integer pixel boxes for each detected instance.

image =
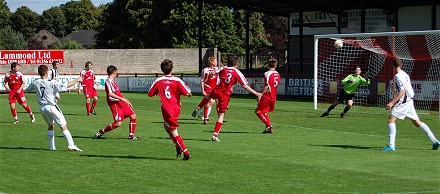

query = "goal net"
[314,30,440,117]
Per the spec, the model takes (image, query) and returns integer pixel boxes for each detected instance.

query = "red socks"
[90,101,97,113]
[256,112,271,127]
[174,135,188,155]
[197,98,210,110]
[213,122,223,137]
[24,106,32,114]
[101,123,117,134]
[11,108,17,117]
[86,102,90,114]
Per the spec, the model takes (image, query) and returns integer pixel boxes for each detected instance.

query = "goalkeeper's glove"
[364,72,370,81]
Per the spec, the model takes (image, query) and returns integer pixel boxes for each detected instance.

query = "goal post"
[314,30,440,118]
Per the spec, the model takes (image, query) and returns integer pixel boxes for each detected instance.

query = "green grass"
[1,91,439,193]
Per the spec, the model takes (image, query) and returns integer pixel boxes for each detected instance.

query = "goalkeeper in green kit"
[321,66,370,118]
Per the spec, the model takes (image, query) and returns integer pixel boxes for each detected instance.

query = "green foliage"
[0,26,27,49]
[41,6,68,37]
[11,6,41,39]
[233,10,272,54]
[0,0,12,27]
[167,1,243,54]
[60,0,100,32]
[52,37,84,49]
[0,92,439,193]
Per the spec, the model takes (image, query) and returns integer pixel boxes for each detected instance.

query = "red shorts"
[83,86,98,98]
[256,98,275,113]
[161,106,181,129]
[209,90,230,113]
[204,86,213,96]
[9,90,27,104]
[109,102,135,122]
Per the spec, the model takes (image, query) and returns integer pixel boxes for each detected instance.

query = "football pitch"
[1,91,439,193]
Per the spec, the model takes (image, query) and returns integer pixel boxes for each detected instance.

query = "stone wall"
[0,48,216,75]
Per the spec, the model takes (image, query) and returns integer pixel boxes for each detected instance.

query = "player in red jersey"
[191,55,262,142]
[192,56,219,124]
[255,59,281,134]
[78,61,98,115]
[148,59,193,160]
[3,62,35,123]
[93,65,137,140]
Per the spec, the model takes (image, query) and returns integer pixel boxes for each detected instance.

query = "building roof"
[203,0,435,16]
[58,30,98,46]
[27,30,59,49]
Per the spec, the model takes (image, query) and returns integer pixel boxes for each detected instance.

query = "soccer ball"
[334,39,343,49]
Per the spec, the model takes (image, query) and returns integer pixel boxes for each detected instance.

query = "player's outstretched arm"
[242,84,263,99]
[67,77,83,88]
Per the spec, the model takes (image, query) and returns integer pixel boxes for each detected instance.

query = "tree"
[12,6,41,39]
[52,38,84,49]
[41,6,68,37]
[61,0,100,32]
[96,0,149,48]
[0,0,12,27]
[261,14,288,54]
[233,10,271,55]
[166,1,243,54]
[0,26,27,50]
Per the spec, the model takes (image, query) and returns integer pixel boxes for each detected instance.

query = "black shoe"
[320,112,329,117]
[182,153,192,160]
[340,113,345,118]
[262,126,273,134]
[128,136,138,140]
[191,109,199,118]
[91,111,97,115]
[93,132,102,139]
[176,148,183,158]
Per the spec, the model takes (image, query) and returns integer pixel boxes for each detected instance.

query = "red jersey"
[105,77,124,105]
[80,69,96,87]
[262,69,280,101]
[201,67,218,91]
[4,71,25,91]
[148,75,191,110]
[213,66,248,96]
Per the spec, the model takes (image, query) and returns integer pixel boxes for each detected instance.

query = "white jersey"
[395,69,414,103]
[48,69,60,81]
[26,79,68,106]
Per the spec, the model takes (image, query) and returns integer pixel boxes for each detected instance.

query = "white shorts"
[40,105,67,128]
[390,99,419,120]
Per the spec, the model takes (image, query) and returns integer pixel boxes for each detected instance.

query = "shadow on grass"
[309,144,382,150]
[80,154,175,161]
[150,136,211,142]
[0,146,48,151]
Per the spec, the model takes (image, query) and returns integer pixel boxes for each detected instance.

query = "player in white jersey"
[26,65,84,152]
[383,58,440,151]
[48,60,61,101]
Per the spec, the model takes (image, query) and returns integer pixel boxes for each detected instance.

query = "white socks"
[419,122,438,144]
[48,130,55,149]
[388,123,396,148]
[62,130,75,147]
